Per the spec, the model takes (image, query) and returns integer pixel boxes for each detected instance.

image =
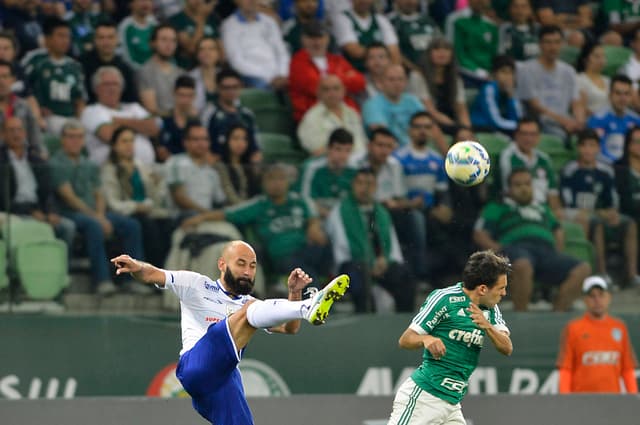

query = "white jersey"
[162,270,255,355]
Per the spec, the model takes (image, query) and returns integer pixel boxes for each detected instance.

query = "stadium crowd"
[0,0,639,313]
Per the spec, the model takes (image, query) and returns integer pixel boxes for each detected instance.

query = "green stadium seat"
[603,46,632,77]
[259,132,308,165]
[3,219,69,300]
[563,239,595,268]
[476,132,510,157]
[562,220,588,242]
[549,149,577,174]
[538,133,576,174]
[559,45,580,67]
[240,88,282,109]
[0,244,7,290]
[252,105,294,136]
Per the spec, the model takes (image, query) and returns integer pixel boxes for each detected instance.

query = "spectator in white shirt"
[81,66,159,165]
[221,0,290,90]
[297,74,367,156]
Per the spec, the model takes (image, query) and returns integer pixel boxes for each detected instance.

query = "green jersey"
[118,15,157,68]
[410,283,508,404]
[343,11,384,71]
[476,198,559,246]
[65,10,106,57]
[296,156,356,212]
[26,53,86,117]
[604,0,640,25]
[494,143,558,204]
[388,12,440,65]
[224,192,317,260]
[168,11,219,68]
[453,13,498,72]
[498,23,540,61]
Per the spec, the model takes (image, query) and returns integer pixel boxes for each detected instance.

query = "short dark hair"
[538,25,563,41]
[43,16,70,37]
[409,111,433,126]
[175,74,196,90]
[365,41,390,57]
[94,19,117,32]
[491,54,515,73]
[610,74,633,89]
[183,119,206,140]
[354,167,376,179]
[328,128,354,147]
[216,67,243,85]
[462,250,511,290]
[151,22,176,42]
[507,167,531,186]
[515,117,540,133]
[370,127,396,142]
[575,128,600,145]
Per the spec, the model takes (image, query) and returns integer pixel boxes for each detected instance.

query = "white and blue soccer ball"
[445,141,491,187]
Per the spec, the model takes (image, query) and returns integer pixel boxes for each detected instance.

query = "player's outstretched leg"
[306,274,350,325]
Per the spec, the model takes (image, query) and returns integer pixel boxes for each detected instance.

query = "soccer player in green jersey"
[387,250,512,425]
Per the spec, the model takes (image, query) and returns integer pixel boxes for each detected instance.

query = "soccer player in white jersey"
[111,240,349,425]
[386,250,513,425]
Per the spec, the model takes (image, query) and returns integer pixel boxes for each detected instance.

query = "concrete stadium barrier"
[1,394,639,425]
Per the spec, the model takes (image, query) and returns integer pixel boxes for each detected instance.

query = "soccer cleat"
[305,274,350,325]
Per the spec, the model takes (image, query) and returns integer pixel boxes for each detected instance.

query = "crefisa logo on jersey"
[448,328,484,348]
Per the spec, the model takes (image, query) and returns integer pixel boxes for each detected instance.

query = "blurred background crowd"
[0,0,639,314]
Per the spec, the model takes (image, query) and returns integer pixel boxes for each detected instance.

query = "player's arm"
[468,303,512,356]
[110,255,167,287]
[398,327,446,360]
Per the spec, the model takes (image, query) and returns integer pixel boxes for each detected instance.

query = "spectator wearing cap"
[289,21,365,123]
[221,0,290,90]
[556,276,639,394]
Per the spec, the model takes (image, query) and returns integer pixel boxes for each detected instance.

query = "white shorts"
[387,377,466,425]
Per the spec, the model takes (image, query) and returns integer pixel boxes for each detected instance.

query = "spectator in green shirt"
[181,163,332,284]
[474,167,591,311]
[169,0,221,69]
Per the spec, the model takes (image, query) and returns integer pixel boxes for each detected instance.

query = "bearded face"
[224,267,255,296]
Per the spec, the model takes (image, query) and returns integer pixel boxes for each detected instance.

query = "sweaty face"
[480,274,508,308]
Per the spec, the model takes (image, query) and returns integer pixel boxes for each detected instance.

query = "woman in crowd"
[419,38,471,135]
[189,36,223,113]
[212,124,261,205]
[576,42,609,116]
[102,127,172,266]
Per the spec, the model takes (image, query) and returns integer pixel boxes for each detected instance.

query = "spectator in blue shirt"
[588,75,640,164]
[471,54,523,136]
[560,129,640,287]
[362,64,424,147]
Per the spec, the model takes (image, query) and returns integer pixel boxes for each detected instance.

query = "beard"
[224,268,255,295]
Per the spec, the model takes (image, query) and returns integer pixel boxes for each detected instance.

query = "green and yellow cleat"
[305,274,350,325]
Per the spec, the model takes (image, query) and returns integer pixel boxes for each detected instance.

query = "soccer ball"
[445,141,491,187]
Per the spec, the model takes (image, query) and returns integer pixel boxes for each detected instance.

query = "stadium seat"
[562,220,588,242]
[538,133,564,153]
[563,239,595,268]
[240,88,283,109]
[3,218,69,300]
[252,105,294,136]
[559,45,579,67]
[538,133,576,174]
[475,132,510,157]
[0,244,7,290]
[259,133,308,165]
[603,46,632,77]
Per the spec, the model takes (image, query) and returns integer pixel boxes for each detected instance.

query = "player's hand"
[424,336,446,360]
[287,268,312,293]
[110,254,143,275]
[467,303,491,330]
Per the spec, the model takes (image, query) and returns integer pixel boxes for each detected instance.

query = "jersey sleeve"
[161,270,205,300]
[556,323,575,371]
[409,289,450,334]
[224,198,262,225]
[620,323,639,372]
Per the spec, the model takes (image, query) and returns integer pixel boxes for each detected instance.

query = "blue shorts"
[176,318,254,425]
[503,241,581,286]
